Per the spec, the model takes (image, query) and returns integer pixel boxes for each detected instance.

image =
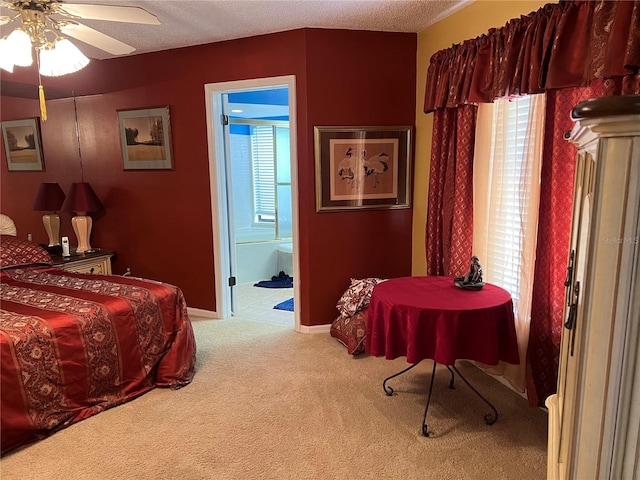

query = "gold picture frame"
[118,106,173,170]
[314,125,412,211]
[1,118,44,171]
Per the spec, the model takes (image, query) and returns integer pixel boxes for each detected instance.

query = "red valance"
[424,0,640,112]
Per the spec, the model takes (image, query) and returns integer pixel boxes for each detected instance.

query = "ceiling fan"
[0,0,160,57]
[0,1,160,120]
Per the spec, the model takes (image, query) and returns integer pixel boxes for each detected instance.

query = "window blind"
[487,96,543,312]
[250,125,276,222]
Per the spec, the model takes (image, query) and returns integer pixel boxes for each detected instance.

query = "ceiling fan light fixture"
[39,38,90,77]
[0,38,15,72]
[6,29,33,67]
[2,1,156,77]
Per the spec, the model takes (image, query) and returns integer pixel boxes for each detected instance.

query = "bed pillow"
[0,235,52,269]
[336,277,384,318]
[0,214,17,236]
[330,307,369,355]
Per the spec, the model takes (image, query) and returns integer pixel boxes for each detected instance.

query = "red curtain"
[424,0,640,113]
[426,105,476,277]
[423,0,640,406]
[524,78,640,406]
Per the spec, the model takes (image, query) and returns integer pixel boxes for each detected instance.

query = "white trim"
[204,85,229,320]
[298,323,332,334]
[204,76,300,331]
[187,307,219,320]
[429,0,474,26]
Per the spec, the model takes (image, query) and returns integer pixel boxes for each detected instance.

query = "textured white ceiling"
[1,0,471,60]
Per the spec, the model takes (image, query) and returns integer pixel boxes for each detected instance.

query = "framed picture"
[1,118,44,171]
[118,106,173,170]
[314,125,412,211]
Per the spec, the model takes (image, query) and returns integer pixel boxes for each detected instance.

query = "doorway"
[205,76,300,330]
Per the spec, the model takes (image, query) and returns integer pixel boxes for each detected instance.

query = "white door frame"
[204,75,300,331]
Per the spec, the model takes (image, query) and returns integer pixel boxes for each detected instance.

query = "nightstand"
[51,249,115,275]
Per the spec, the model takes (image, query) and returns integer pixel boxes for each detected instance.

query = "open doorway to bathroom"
[228,90,293,326]
[205,76,299,329]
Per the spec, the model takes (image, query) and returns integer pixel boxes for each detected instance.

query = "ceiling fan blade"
[60,23,135,55]
[57,4,160,25]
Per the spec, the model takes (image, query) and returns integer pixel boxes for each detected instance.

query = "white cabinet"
[546,95,640,480]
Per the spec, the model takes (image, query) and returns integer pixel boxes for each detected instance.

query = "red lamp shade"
[63,182,103,213]
[33,182,66,212]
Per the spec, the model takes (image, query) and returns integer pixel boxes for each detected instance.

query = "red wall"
[301,29,416,325]
[1,28,416,326]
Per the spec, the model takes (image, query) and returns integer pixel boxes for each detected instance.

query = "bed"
[0,231,196,455]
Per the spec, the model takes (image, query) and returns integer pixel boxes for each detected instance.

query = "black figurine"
[454,256,485,289]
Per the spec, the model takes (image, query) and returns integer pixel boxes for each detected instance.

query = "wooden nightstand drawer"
[52,250,115,275]
[60,257,111,275]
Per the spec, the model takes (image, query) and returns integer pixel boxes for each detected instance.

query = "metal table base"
[382,361,499,437]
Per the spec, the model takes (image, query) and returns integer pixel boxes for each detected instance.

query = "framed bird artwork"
[314,125,412,212]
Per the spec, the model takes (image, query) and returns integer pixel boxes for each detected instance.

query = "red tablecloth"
[365,276,520,366]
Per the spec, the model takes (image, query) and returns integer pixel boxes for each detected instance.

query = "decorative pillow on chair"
[330,307,369,355]
[0,235,52,269]
[336,277,384,318]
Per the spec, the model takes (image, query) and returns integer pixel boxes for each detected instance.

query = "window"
[247,123,292,237]
[228,119,291,242]
[472,94,546,390]
[474,95,545,309]
[487,96,540,307]
[250,125,276,223]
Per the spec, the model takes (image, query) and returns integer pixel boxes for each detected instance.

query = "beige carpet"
[0,317,548,480]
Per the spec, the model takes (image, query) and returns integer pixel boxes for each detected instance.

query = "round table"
[365,276,519,365]
[365,276,520,436]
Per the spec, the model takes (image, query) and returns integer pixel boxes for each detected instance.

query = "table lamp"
[33,182,66,246]
[62,182,103,253]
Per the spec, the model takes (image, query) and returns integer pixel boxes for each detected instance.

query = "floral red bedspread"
[0,266,196,455]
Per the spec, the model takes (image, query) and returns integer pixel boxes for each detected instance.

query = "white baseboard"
[297,323,331,334]
[468,361,527,400]
[187,307,219,320]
